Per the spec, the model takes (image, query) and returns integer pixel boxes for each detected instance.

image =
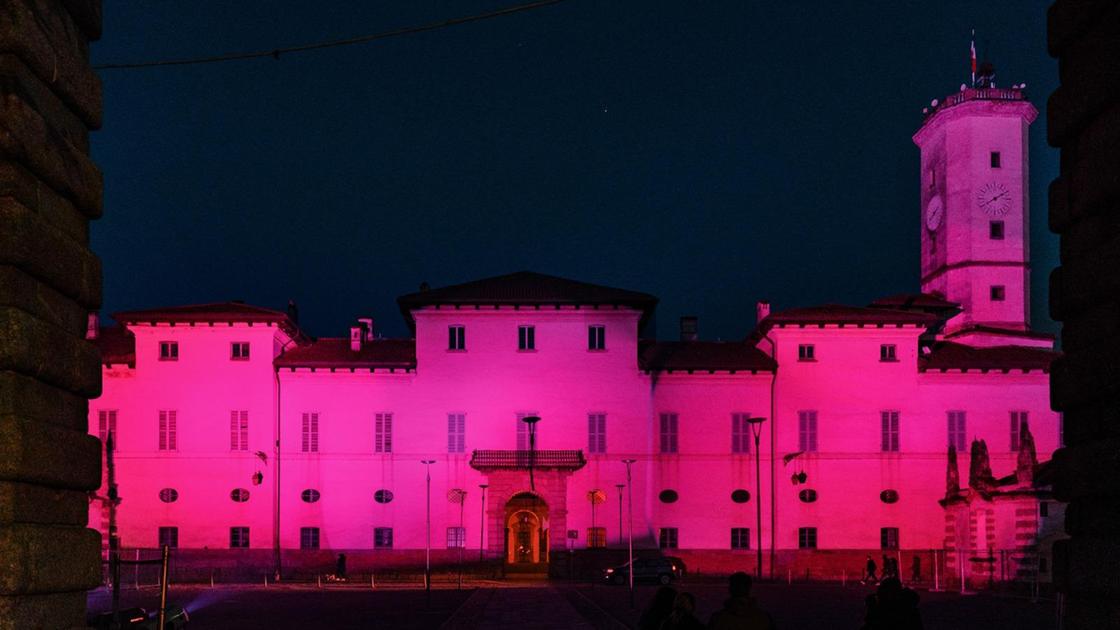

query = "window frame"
[587,325,606,351]
[990,220,1005,240]
[587,413,607,454]
[587,527,606,549]
[300,527,320,550]
[158,410,177,451]
[881,527,900,550]
[374,527,394,549]
[797,344,816,362]
[230,526,250,549]
[301,412,319,453]
[158,526,179,549]
[731,413,752,454]
[798,527,818,550]
[947,411,967,451]
[447,413,466,454]
[880,410,900,453]
[158,341,179,361]
[659,413,679,454]
[731,527,751,550]
[230,410,249,451]
[1011,411,1029,451]
[990,151,1001,168]
[879,344,897,362]
[658,527,679,550]
[230,341,250,361]
[517,325,536,351]
[98,409,118,443]
[990,285,1006,301]
[374,412,393,453]
[448,325,466,351]
[446,526,466,549]
[798,410,818,452]
[515,412,538,450]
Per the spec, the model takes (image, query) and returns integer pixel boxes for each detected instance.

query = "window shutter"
[159,411,167,451]
[167,411,177,450]
[310,413,319,452]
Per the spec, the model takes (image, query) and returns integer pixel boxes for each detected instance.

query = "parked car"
[89,605,189,630]
[603,557,685,585]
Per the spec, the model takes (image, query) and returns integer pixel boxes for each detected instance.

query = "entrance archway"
[505,492,549,566]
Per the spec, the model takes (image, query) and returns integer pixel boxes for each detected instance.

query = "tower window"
[881,527,900,550]
[159,341,178,361]
[990,286,1006,301]
[879,344,897,362]
[588,325,606,351]
[990,151,1001,168]
[990,221,1005,240]
[798,344,816,361]
[518,325,535,351]
[448,325,466,351]
[798,527,818,549]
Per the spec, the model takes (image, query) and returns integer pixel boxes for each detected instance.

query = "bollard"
[317,574,322,588]
[264,575,268,587]
[371,574,375,590]
[210,571,214,589]
[787,569,791,585]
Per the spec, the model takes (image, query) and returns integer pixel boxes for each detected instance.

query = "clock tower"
[913,78,1038,341]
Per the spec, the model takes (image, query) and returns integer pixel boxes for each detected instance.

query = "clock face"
[976,182,1012,217]
[925,196,944,231]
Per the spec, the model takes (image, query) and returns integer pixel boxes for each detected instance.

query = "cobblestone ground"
[88,581,1060,629]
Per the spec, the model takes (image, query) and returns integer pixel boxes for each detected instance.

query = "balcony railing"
[469,449,587,471]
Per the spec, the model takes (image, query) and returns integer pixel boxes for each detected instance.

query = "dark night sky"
[91,1,1058,341]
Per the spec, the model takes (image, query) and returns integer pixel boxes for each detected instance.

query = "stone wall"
[1046,1,1120,626]
[0,0,103,626]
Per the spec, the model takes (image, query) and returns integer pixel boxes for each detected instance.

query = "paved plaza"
[87,581,1060,629]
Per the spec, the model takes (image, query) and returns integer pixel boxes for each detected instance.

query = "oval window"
[158,488,178,503]
[798,489,818,503]
[374,489,394,504]
[301,489,320,503]
[230,488,250,503]
[731,489,751,504]
[880,489,899,504]
[658,489,679,504]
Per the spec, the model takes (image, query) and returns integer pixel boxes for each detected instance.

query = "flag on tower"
[970,29,977,87]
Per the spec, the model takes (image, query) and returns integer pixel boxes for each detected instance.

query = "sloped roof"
[870,293,961,311]
[920,342,1058,372]
[757,304,938,334]
[275,338,416,369]
[943,325,1056,342]
[113,302,305,340]
[640,340,775,372]
[397,271,658,329]
[93,325,135,366]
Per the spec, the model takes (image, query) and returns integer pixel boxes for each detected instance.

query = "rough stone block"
[0,266,87,335]
[1060,207,1119,265]
[1046,5,1120,147]
[0,0,100,127]
[1065,497,1120,538]
[0,591,86,630]
[0,83,101,216]
[1057,299,1120,355]
[62,0,101,42]
[0,371,87,431]
[0,415,100,490]
[0,161,87,243]
[0,481,87,526]
[1048,175,1070,233]
[0,307,100,397]
[0,201,100,307]
[1047,0,1119,57]
[0,53,87,153]
[0,523,100,594]
[1051,438,1120,502]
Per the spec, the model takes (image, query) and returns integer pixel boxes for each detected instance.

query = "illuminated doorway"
[504,492,549,566]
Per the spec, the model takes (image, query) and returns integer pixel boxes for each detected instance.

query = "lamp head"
[521,415,541,425]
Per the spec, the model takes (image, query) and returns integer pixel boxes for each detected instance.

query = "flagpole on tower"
[970,29,977,87]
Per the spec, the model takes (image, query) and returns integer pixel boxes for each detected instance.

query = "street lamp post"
[521,415,541,491]
[747,417,767,580]
[615,484,625,547]
[421,459,435,603]
[622,458,637,609]
[479,484,488,562]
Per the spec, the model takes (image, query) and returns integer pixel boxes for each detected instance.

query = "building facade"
[89,82,1061,580]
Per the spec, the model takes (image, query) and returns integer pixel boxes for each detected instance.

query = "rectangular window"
[659,413,679,454]
[300,527,320,550]
[588,325,606,351]
[658,527,679,549]
[587,527,606,549]
[374,527,393,549]
[731,413,752,454]
[587,413,607,454]
[881,527,900,550]
[798,527,818,550]
[1039,501,1049,518]
[879,344,897,362]
[798,344,815,361]
[1011,411,1029,451]
[990,220,1005,240]
[159,341,178,361]
[158,410,177,451]
[948,411,967,451]
[448,413,466,454]
[301,412,319,453]
[990,151,1001,168]
[798,411,818,452]
[158,526,178,549]
[518,325,535,351]
[446,526,466,549]
[230,527,249,549]
[448,325,465,351]
[881,411,900,452]
[731,528,751,550]
[230,410,249,451]
[516,412,538,450]
[374,412,393,453]
[98,409,117,443]
[990,285,1006,301]
[230,342,250,360]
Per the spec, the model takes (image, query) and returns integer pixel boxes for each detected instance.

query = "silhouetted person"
[861,577,922,630]
[640,586,677,630]
[336,553,347,580]
[863,555,878,584]
[882,555,895,580]
[660,591,704,630]
[910,556,921,583]
[708,571,774,630]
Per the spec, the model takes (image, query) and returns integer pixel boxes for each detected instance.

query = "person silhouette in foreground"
[335,553,347,580]
[640,586,678,630]
[862,555,878,584]
[708,571,775,630]
[861,577,922,630]
[660,591,704,630]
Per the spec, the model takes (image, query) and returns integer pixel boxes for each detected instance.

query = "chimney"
[358,317,375,342]
[85,312,99,340]
[287,299,300,325]
[350,326,362,352]
[679,316,698,341]
[756,301,771,323]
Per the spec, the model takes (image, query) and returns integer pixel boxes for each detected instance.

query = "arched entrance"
[505,492,549,567]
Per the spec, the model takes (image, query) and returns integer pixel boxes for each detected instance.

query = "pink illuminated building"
[88,80,1062,582]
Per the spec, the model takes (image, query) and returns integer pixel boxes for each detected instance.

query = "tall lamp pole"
[479,484,488,562]
[421,460,435,603]
[747,417,767,580]
[622,458,637,609]
[615,484,625,547]
[522,415,541,491]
